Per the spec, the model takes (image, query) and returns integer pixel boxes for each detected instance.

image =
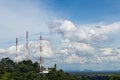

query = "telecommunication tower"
[26,31,29,61]
[39,33,43,72]
[15,37,18,64]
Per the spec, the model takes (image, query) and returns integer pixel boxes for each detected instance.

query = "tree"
[0,57,82,80]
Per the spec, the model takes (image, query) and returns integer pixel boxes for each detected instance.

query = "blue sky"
[41,0,120,23]
[0,0,120,71]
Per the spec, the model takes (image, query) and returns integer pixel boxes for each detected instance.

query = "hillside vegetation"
[0,57,120,80]
[0,57,81,80]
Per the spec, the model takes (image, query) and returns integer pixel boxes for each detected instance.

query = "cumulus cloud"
[0,49,6,53]
[100,48,113,55]
[0,40,53,62]
[1,18,119,69]
[65,54,85,64]
[50,19,76,33]
[96,22,120,34]
[50,19,120,42]
[61,40,95,54]
[49,19,120,66]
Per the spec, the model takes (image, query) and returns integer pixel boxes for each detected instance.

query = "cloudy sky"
[0,0,120,71]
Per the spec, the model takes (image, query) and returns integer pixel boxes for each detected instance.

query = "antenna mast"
[26,31,29,61]
[39,33,43,72]
[15,37,18,64]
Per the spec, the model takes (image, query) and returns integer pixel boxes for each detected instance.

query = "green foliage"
[0,57,81,80]
[0,72,10,80]
[109,75,120,80]
[46,70,81,80]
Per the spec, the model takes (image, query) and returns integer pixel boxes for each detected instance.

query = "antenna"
[39,32,43,72]
[26,31,29,61]
[15,37,18,64]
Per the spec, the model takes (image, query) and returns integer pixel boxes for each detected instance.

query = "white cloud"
[0,4,120,70]
[0,49,6,53]
[96,22,120,34]
[48,19,120,66]
[50,19,76,33]
[100,48,113,55]
[61,39,95,54]
[60,48,69,55]
[50,19,120,43]
[65,54,85,64]
[1,40,53,62]
[59,20,76,32]
[72,42,95,53]
[7,46,16,54]
[0,0,53,48]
